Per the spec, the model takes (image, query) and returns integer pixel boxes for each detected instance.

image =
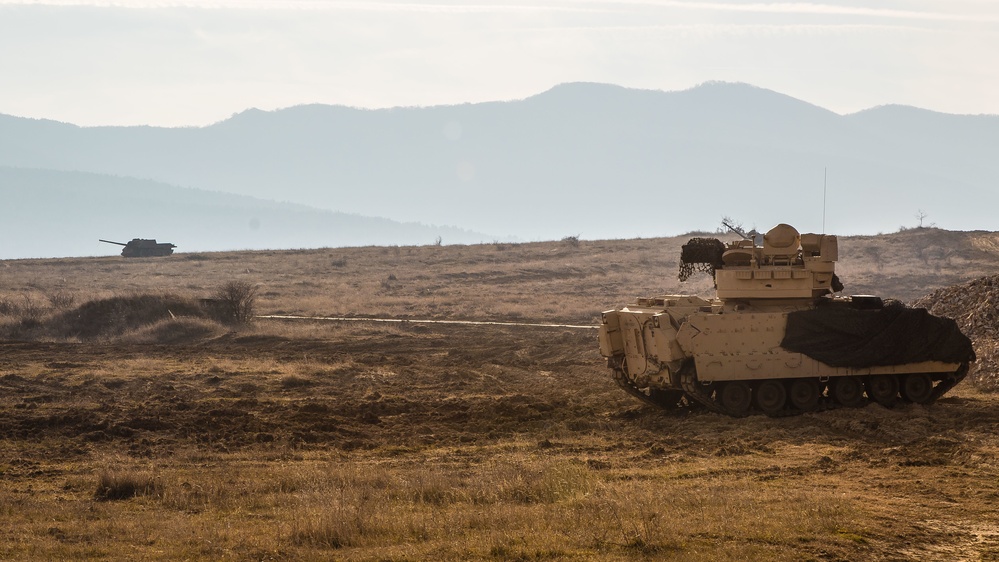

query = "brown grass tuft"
[94,469,162,501]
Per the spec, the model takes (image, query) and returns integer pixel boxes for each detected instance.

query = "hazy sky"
[1,0,997,126]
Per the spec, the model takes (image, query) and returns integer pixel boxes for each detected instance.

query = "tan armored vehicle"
[598,224,974,416]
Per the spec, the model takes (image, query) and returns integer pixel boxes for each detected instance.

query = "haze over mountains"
[2,81,997,259]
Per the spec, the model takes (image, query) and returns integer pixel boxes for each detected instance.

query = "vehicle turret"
[678,223,841,300]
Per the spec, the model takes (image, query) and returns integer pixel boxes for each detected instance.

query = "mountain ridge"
[2,81,997,255]
[11,81,997,129]
[0,166,495,259]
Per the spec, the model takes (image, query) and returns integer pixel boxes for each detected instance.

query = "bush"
[561,235,581,248]
[212,280,258,325]
[46,290,76,310]
[94,469,162,501]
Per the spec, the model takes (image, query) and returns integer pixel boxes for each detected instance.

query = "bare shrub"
[0,297,16,316]
[0,295,49,338]
[561,235,581,248]
[0,295,44,319]
[916,209,929,228]
[212,280,258,325]
[94,469,162,501]
[380,274,399,292]
[46,290,76,310]
[17,294,45,323]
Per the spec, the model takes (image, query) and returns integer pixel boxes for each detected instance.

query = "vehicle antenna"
[822,167,827,234]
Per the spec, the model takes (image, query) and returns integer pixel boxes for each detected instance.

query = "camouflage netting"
[911,275,999,390]
[781,300,975,369]
[678,238,726,282]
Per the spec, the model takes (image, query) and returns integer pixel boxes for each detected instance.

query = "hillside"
[0,167,495,259]
[2,82,997,245]
[2,225,997,319]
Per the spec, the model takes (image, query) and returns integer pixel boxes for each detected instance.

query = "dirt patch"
[913,275,999,389]
[969,233,999,255]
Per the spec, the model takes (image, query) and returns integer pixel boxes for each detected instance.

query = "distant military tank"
[99,239,177,257]
[598,223,975,417]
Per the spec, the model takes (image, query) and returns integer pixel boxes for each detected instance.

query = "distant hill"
[2,81,998,247]
[0,167,493,259]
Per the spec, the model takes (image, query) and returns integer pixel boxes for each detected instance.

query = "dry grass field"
[3,227,999,561]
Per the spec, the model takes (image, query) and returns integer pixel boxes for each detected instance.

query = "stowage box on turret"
[598,224,975,417]
[99,239,177,258]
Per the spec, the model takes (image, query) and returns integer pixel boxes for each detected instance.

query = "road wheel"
[866,375,900,407]
[789,378,821,412]
[755,380,787,416]
[901,373,934,404]
[719,381,752,416]
[831,376,866,408]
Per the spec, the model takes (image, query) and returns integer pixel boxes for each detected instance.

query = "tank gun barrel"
[98,239,127,247]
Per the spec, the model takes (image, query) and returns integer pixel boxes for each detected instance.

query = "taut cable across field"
[257,315,599,330]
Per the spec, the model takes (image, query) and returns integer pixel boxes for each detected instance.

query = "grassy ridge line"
[3,227,999,324]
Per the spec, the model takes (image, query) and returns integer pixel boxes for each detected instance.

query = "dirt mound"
[913,275,999,390]
[119,317,226,345]
[51,294,212,341]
